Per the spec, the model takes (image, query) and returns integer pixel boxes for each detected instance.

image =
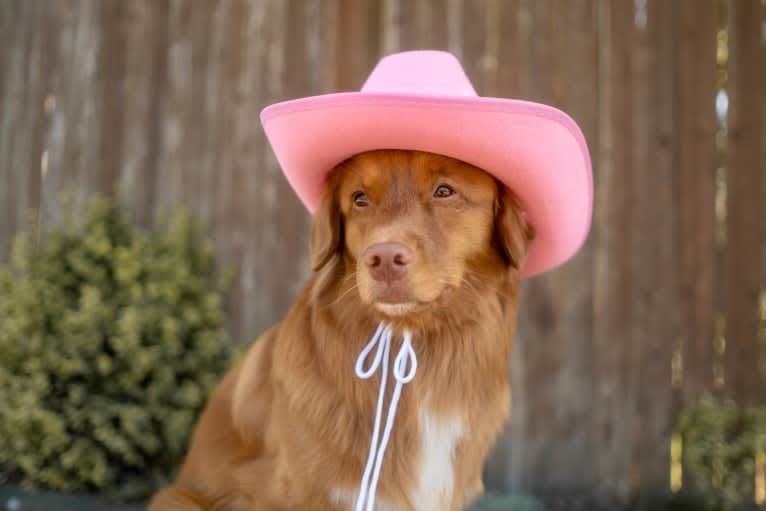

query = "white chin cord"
[353,323,417,511]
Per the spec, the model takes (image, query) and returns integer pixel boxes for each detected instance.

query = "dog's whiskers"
[326,281,360,308]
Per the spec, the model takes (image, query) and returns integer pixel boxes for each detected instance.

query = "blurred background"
[1,0,765,510]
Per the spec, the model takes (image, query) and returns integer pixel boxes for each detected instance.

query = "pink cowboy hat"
[260,50,592,277]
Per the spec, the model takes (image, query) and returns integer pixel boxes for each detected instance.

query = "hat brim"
[260,92,592,277]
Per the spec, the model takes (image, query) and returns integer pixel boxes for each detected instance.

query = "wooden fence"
[1,0,765,502]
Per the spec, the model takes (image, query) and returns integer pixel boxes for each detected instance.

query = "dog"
[149,149,534,511]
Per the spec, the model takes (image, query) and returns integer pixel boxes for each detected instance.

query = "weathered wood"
[117,0,168,226]
[761,2,766,391]
[152,0,213,217]
[0,0,47,255]
[210,0,310,339]
[591,0,640,500]
[501,0,599,495]
[335,0,382,91]
[257,0,325,331]
[631,0,683,498]
[471,0,516,490]
[380,0,403,54]
[201,0,265,340]
[676,0,719,404]
[399,0,449,51]
[0,0,24,257]
[43,0,114,220]
[724,0,766,406]
[459,0,502,97]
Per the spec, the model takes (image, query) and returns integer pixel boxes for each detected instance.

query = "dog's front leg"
[147,486,210,511]
[149,486,253,511]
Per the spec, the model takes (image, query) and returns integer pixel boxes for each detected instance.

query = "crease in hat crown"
[361,51,478,97]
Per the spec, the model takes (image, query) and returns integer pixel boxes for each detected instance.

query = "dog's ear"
[494,185,535,270]
[310,185,343,272]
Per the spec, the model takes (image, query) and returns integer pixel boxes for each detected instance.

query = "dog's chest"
[411,409,465,509]
[331,410,464,511]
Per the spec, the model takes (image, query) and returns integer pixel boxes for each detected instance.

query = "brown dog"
[149,150,533,511]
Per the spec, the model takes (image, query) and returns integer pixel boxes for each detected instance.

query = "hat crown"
[361,51,478,97]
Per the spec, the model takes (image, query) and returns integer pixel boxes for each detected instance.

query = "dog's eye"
[353,192,370,208]
[433,184,455,198]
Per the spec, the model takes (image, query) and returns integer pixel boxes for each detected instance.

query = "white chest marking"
[411,410,465,510]
[330,412,465,511]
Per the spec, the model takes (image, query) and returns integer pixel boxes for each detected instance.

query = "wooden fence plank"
[676,0,719,404]
[725,0,766,406]
[400,0,449,50]
[196,0,251,339]
[40,0,109,224]
[0,1,11,108]
[380,0,403,54]
[204,0,260,340]
[492,0,599,495]
[203,0,302,340]
[592,0,641,500]
[93,0,125,195]
[152,0,213,217]
[0,0,7,257]
[632,0,683,498]
[0,0,47,256]
[472,0,518,491]
[117,0,168,226]
[0,0,30,259]
[534,0,598,494]
[245,0,324,337]
[761,1,766,389]
[459,0,501,97]
[335,0,382,91]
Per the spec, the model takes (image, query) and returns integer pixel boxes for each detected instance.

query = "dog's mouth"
[371,287,422,316]
[373,302,420,316]
[369,283,454,317]
[373,285,414,305]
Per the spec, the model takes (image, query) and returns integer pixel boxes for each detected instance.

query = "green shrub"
[677,397,766,511]
[0,195,234,499]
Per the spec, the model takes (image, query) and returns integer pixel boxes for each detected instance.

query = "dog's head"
[310,150,534,319]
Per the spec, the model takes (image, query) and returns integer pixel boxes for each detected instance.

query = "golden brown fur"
[149,150,533,511]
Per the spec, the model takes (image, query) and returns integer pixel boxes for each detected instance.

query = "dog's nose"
[363,242,413,283]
